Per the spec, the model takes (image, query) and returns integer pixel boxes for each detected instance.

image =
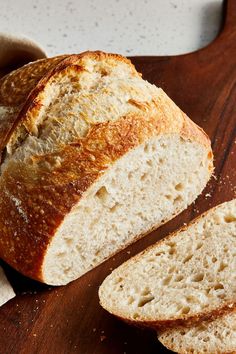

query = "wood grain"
[0,1,235,353]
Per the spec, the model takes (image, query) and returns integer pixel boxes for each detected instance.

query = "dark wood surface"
[0,1,236,353]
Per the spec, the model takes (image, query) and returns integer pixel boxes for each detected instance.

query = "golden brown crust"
[159,339,236,354]
[2,51,137,155]
[0,55,67,106]
[0,51,212,282]
[0,55,68,161]
[106,293,236,334]
[158,310,236,354]
[143,301,236,330]
[0,51,132,108]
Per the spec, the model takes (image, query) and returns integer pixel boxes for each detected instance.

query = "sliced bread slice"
[158,311,236,354]
[0,266,15,307]
[99,199,236,329]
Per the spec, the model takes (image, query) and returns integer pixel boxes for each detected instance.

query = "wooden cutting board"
[0,1,235,353]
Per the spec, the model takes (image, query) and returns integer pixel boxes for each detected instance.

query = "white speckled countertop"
[0,0,223,56]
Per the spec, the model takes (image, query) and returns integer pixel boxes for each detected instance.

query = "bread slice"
[0,51,212,285]
[158,311,236,354]
[0,266,15,307]
[99,199,236,328]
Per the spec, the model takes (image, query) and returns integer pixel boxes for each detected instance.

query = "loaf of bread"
[158,311,236,354]
[0,266,15,307]
[0,51,213,285]
[99,199,236,329]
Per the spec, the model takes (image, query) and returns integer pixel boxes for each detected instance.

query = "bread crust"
[118,300,236,331]
[159,338,236,354]
[0,55,67,162]
[0,51,212,282]
[159,317,236,354]
[0,55,67,106]
[99,200,235,330]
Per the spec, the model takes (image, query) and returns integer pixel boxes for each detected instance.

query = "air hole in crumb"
[186,296,197,304]
[133,313,140,320]
[152,145,156,152]
[196,242,203,250]
[118,284,124,291]
[95,186,109,202]
[224,214,236,223]
[175,183,184,191]
[63,266,72,275]
[56,252,66,258]
[183,254,193,263]
[141,288,151,296]
[203,336,210,343]
[155,251,165,257]
[162,276,172,286]
[174,195,183,204]
[147,160,153,167]
[128,172,133,180]
[192,273,204,282]
[144,144,149,153]
[138,295,154,307]
[114,277,123,284]
[141,173,148,181]
[160,143,167,149]
[165,194,172,200]
[65,238,73,246]
[214,283,224,290]
[218,262,227,272]
[159,158,164,164]
[167,242,176,247]
[212,256,217,263]
[95,249,101,256]
[175,275,184,282]
[110,203,119,213]
[168,266,176,273]
[100,69,108,77]
[181,306,190,314]
[169,247,176,255]
[128,296,135,305]
[115,277,123,284]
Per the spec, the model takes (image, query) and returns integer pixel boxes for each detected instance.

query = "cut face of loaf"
[43,135,210,284]
[99,199,236,328]
[0,51,213,285]
[158,311,236,354]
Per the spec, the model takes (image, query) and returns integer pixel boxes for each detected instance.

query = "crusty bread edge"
[157,308,236,353]
[158,337,236,354]
[5,51,135,152]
